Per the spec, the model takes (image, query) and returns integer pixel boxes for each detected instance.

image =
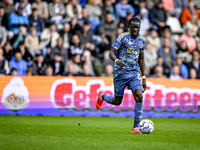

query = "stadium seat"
[166,17,184,34]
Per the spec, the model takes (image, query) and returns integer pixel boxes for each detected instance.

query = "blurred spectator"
[48,0,66,25]
[15,0,32,17]
[68,34,84,57]
[11,26,27,49]
[144,42,157,76]
[180,0,200,25]
[119,10,133,32]
[195,28,200,42]
[3,42,13,61]
[115,0,134,19]
[176,41,192,64]
[179,27,196,52]
[187,50,200,78]
[170,65,183,80]
[66,0,82,20]
[151,56,170,77]
[76,21,96,56]
[158,37,176,68]
[135,0,154,29]
[14,41,33,65]
[98,12,118,43]
[32,53,47,75]
[101,63,113,77]
[149,65,167,78]
[45,65,54,76]
[25,27,40,56]
[28,8,45,36]
[71,53,82,74]
[78,8,99,34]
[70,17,81,35]
[146,29,161,52]
[98,34,110,60]
[170,57,189,78]
[62,60,75,76]
[0,48,9,75]
[48,36,68,62]
[75,64,94,76]
[9,51,27,76]
[85,0,102,33]
[173,0,188,19]
[101,0,118,21]
[8,5,29,34]
[0,22,6,48]
[10,68,18,76]
[183,15,198,36]
[85,0,102,20]
[82,50,102,76]
[137,8,150,37]
[151,0,168,34]
[160,26,177,50]
[59,22,72,49]
[39,22,60,56]
[0,6,9,30]
[48,52,64,75]
[0,0,14,16]
[26,67,32,76]
[189,68,197,79]
[32,0,49,20]
[116,27,124,36]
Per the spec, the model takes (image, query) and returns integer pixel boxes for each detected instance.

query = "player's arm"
[139,53,147,93]
[109,47,125,68]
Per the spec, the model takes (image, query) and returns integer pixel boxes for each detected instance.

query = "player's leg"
[96,92,124,109]
[128,73,143,134]
[131,89,143,134]
[96,76,126,109]
[102,94,123,106]
[133,89,143,129]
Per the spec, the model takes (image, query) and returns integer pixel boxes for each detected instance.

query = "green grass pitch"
[0,115,200,150]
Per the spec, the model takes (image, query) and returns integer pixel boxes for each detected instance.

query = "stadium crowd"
[0,0,200,79]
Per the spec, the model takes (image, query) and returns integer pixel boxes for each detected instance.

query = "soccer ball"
[139,119,154,134]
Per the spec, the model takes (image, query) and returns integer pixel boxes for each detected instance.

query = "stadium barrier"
[0,76,200,118]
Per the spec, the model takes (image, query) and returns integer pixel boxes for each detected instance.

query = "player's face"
[129,21,140,38]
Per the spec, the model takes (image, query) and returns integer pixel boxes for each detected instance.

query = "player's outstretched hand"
[142,79,147,93]
[116,60,125,68]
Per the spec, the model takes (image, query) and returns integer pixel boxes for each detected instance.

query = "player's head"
[128,17,141,38]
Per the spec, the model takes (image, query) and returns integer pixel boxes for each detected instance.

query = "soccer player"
[96,17,146,134]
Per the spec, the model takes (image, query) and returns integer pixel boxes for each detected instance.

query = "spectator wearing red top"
[162,0,174,15]
[180,0,200,25]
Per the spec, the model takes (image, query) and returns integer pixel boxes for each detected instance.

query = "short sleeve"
[112,33,124,51]
[140,39,146,53]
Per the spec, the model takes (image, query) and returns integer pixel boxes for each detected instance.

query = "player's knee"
[115,100,122,106]
[135,93,143,103]
[113,99,122,106]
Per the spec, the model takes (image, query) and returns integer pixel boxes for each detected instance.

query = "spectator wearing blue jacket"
[28,8,45,37]
[170,57,189,79]
[157,37,176,68]
[115,0,135,19]
[9,51,27,76]
[8,5,29,34]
